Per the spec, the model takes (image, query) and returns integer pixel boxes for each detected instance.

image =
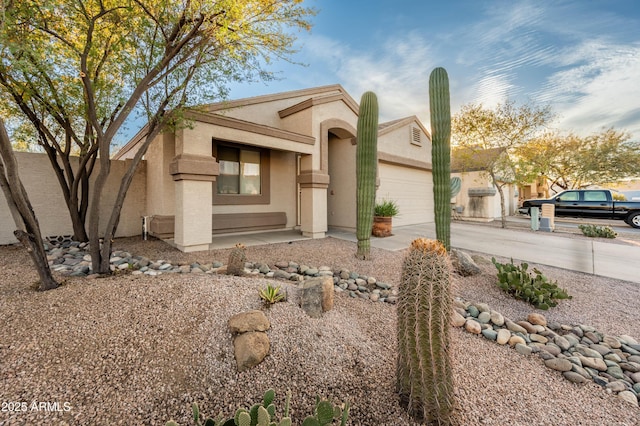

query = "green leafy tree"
[516,128,640,191]
[452,101,553,227]
[0,0,314,279]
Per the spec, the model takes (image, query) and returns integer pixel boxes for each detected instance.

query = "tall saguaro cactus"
[355,91,379,260]
[397,238,454,424]
[429,67,452,251]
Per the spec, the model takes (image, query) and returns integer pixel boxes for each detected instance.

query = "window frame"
[212,139,270,205]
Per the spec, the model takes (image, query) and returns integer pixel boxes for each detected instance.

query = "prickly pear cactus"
[355,91,379,260]
[227,243,246,276]
[397,238,454,424]
[429,67,452,251]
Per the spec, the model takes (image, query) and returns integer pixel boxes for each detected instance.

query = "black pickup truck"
[518,189,640,228]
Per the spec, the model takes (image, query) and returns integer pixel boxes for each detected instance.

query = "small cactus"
[450,176,462,198]
[227,243,247,276]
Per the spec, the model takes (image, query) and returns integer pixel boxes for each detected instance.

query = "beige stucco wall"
[452,171,518,219]
[0,152,146,245]
[145,133,176,216]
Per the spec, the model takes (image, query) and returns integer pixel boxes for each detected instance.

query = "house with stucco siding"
[112,85,434,252]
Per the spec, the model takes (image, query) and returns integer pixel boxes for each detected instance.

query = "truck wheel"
[626,212,640,228]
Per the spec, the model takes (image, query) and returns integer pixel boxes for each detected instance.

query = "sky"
[224,0,640,139]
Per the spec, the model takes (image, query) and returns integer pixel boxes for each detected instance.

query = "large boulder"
[300,276,334,318]
[233,331,270,372]
[450,249,481,276]
[228,310,270,334]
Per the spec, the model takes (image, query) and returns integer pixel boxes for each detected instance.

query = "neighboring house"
[450,147,519,220]
[115,85,434,252]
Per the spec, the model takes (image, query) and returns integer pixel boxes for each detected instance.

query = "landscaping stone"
[233,331,270,373]
[300,276,334,318]
[228,310,270,334]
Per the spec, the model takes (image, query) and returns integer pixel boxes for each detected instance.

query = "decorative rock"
[489,311,504,326]
[233,331,270,372]
[515,343,532,356]
[465,319,482,334]
[474,302,490,313]
[496,329,511,345]
[516,321,537,334]
[509,335,526,347]
[527,313,547,326]
[300,276,334,318]
[477,311,491,324]
[452,311,466,327]
[618,391,639,407]
[603,335,622,349]
[584,331,601,344]
[467,305,479,318]
[450,249,481,276]
[563,371,589,384]
[576,344,604,359]
[481,329,498,341]
[545,358,573,372]
[228,310,270,334]
[606,381,628,393]
[505,320,527,335]
[630,372,640,383]
[620,335,639,345]
[530,334,548,344]
[369,293,380,302]
[579,356,607,372]
[554,336,572,351]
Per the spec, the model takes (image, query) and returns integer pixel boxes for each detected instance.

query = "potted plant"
[372,199,399,237]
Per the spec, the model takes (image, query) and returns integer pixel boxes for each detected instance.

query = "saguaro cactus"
[355,91,379,260]
[429,67,452,251]
[397,238,454,424]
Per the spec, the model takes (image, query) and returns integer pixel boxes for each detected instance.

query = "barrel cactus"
[397,238,455,424]
[429,67,452,251]
[355,91,379,260]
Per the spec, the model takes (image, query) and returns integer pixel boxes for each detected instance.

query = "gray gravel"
[1,234,639,425]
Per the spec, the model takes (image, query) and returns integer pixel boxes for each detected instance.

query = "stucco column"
[297,170,330,238]
[169,154,219,252]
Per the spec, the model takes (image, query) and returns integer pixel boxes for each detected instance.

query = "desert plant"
[492,257,572,310]
[259,284,286,306]
[374,199,399,217]
[578,224,617,239]
[166,389,348,426]
[302,397,350,426]
[355,91,379,260]
[430,67,452,251]
[450,177,462,198]
[227,243,247,276]
[397,238,454,424]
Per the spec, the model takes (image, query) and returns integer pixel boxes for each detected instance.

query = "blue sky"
[225,0,640,138]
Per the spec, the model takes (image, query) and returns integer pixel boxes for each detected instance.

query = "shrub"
[578,224,616,239]
[374,199,399,217]
[492,258,572,310]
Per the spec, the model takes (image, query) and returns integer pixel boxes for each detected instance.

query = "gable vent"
[411,127,422,146]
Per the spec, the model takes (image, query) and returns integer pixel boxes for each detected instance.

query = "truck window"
[557,191,579,201]
[584,191,607,202]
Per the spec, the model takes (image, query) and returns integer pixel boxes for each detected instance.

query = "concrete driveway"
[328,219,640,284]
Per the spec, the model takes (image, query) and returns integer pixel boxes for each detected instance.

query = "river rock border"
[43,241,397,303]
[454,299,640,408]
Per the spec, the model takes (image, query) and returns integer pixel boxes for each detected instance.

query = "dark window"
[217,146,261,195]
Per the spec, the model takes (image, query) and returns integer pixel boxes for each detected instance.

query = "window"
[217,146,261,195]
[213,140,270,205]
[584,191,607,202]
[557,191,579,201]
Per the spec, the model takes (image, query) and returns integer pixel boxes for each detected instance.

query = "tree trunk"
[0,118,59,290]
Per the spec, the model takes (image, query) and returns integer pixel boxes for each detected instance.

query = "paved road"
[329,219,640,284]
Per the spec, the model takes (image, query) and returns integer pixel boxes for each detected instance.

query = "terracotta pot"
[372,216,393,237]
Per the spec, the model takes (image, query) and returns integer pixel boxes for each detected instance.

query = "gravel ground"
[1,228,639,426]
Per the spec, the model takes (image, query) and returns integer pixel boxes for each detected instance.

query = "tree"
[0,118,58,290]
[516,128,640,191]
[451,101,553,228]
[0,0,314,279]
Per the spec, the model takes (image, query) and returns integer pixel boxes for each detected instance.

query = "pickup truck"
[518,189,640,229]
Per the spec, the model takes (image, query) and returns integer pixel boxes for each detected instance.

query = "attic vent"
[411,127,422,146]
